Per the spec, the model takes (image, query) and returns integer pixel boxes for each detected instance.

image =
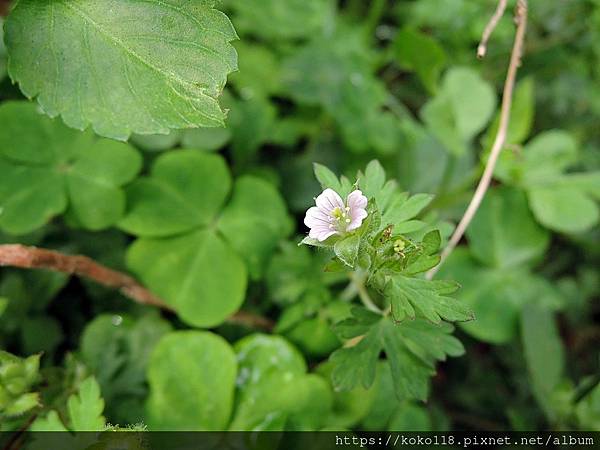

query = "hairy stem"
[426,0,528,280]
[351,272,382,313]
[0,244,272,330]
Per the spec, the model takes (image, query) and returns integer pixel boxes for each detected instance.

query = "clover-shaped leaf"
[0,102,141,234]
[5,0,238,140]
[121,150,290,327]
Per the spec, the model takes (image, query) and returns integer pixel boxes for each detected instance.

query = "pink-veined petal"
[309,225,337,241]
[304,206,332,229]
[346,208,368,231]
[315,188,344,215]
[346,190,368,211]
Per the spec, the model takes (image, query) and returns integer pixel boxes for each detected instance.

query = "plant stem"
[351,272,382,313]
[426,0,528,280]
[0,244,273,330]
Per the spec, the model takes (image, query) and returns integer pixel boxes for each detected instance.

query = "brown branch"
[427,0,528,280]
[477,0,508,58]
[0,244,273,331]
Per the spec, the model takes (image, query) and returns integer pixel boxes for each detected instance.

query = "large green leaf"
[5,0,238,140]
[218,176,291,279]
[127,230,247,328]
[421,67,496,155]
[466,187,550,268]
[146,331,237,430]
[119,150,231,237]
[0,101,141,234]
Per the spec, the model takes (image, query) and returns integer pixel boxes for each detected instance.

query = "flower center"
[329,206,351,231]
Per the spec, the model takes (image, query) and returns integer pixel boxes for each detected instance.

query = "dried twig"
[427,0,528,280]
[477,0,508,58]
[0,244,273,330]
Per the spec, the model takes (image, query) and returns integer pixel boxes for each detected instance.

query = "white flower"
[304,188,368,241]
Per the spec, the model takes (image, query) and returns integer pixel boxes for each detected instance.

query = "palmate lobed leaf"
[385,276,473,324]
[67,377,106,431]
[331,310,464,401]
[5,0,238,140]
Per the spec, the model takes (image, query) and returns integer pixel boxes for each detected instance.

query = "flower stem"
[351,272,382,314]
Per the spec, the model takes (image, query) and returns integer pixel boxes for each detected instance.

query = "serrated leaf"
[330,313,464,401]
[0,101,141,234]
[67,377,105,431]
[382,193,433,227]
[386,276,472,324]
[3,392,39,417]
[127,229,246,328]
[5,0,238,140]
[30,410,68,432]
[147,331,237,430]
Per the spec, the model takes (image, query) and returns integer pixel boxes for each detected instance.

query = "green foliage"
[5,0,238,140]
[421,67,496,155]
[394,27,447,93]
[331,309,464,401]
[147,331,237,430]
[495,130,600,233]
[122,150,290,327]
[0,102,141,234]
[32,376,105,431]
[0,351,40,421]
[0,0,598,435]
